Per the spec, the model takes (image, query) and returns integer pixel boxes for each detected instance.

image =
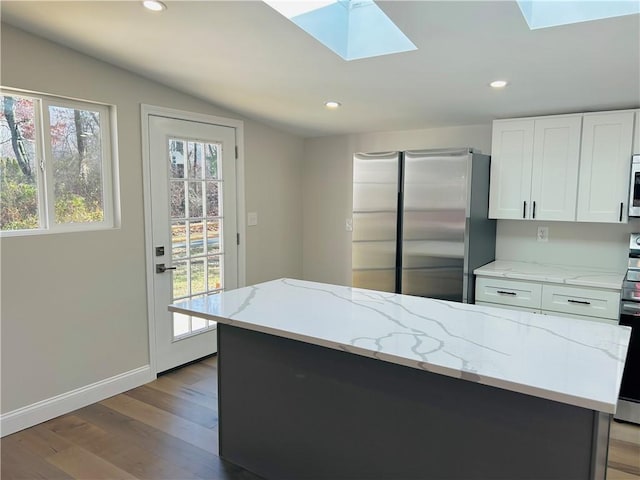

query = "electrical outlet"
[537,226,549,243]
[346,218,353,232]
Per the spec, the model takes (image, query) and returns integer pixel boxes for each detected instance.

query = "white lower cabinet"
[476,277,620,324]
[475,277,541,309]
[540,284,619,320]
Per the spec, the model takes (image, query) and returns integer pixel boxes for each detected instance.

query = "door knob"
[156,264,177,274]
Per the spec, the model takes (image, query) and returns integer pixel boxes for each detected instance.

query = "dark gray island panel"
[218,324,608,480]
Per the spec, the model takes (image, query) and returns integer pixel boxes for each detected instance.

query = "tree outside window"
[0,92,115,233]
[0,96,38,230]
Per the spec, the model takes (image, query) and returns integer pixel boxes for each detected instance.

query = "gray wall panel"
[219,324,600,480]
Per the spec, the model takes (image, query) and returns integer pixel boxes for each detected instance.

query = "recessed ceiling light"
[324,101,341,109]
[490,80,509,88]
[143,0,167,12]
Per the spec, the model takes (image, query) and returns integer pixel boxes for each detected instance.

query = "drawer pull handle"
[567,299,591,305]
[497,290,517,296]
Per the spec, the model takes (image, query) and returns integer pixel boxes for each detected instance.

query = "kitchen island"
[169,278,631,480]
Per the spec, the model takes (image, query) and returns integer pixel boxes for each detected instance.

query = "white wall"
[302,125,492,285]
[496,220,637,272]
[0,24,303,416]
[244,123,303,285]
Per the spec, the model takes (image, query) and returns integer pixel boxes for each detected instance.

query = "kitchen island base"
[218,324,610,480]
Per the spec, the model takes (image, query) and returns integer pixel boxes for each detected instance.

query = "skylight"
[517,0,640,29]
[264,0,417,61]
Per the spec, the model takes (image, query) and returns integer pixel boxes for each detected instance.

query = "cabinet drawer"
[475,277,542,309]
[541,285,620,320]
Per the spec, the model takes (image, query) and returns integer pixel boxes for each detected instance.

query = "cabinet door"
[577,111,634,223]
[488,119,534,219]
[530,115,582,221]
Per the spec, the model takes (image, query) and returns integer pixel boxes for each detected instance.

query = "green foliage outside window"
[1,94,108,231]
[0,157,38,230]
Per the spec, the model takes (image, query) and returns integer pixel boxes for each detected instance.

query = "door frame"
[141,104,246,376]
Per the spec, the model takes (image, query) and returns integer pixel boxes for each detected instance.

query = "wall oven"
[616,234,640,424]
[628,155,640,217]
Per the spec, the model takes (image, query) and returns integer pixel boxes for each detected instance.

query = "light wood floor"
[2,355,639,479]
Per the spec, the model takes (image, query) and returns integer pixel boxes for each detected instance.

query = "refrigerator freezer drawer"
[352,241,396,269]
[353,269,396,293]
[402,241,464,264]
[403,149,469,182]
[402,267,463,301]
[353,152,399,183]
[403,150,468,211]
[402,210,465,241]
[352,212,396,242]
[353,183,398,212]
[403,183,466,210]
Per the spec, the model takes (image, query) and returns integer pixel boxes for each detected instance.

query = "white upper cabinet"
[577,111,634,223]
[530,115,582,221]
[634,109,640,155]
[490,109,636,223]
[489,115,581,221]
[488,120,534,219]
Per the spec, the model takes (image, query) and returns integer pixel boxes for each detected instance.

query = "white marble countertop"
[169,278,631,413]
[474,260,626,290]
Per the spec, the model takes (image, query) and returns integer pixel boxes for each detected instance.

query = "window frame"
[0,88,118,236]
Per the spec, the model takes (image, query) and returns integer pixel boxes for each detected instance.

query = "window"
[0,90,116,234]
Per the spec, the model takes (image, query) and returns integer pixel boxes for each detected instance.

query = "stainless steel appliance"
[352,148,496,303]
[628,155,640,217]
[617,233,640,424]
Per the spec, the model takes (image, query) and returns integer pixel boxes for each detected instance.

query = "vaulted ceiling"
[2,1,639,137]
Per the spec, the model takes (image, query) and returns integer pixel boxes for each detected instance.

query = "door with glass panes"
[149,115,237,373]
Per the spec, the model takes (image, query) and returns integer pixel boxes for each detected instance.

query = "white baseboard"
[1,365,155,437]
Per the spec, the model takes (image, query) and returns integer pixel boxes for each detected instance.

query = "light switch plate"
[248,212,258,226]
[346,218,353,232]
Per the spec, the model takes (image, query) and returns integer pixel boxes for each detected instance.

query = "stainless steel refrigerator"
[352,148,496,303]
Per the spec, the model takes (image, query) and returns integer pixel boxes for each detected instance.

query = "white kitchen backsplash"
[495,219,640,272]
